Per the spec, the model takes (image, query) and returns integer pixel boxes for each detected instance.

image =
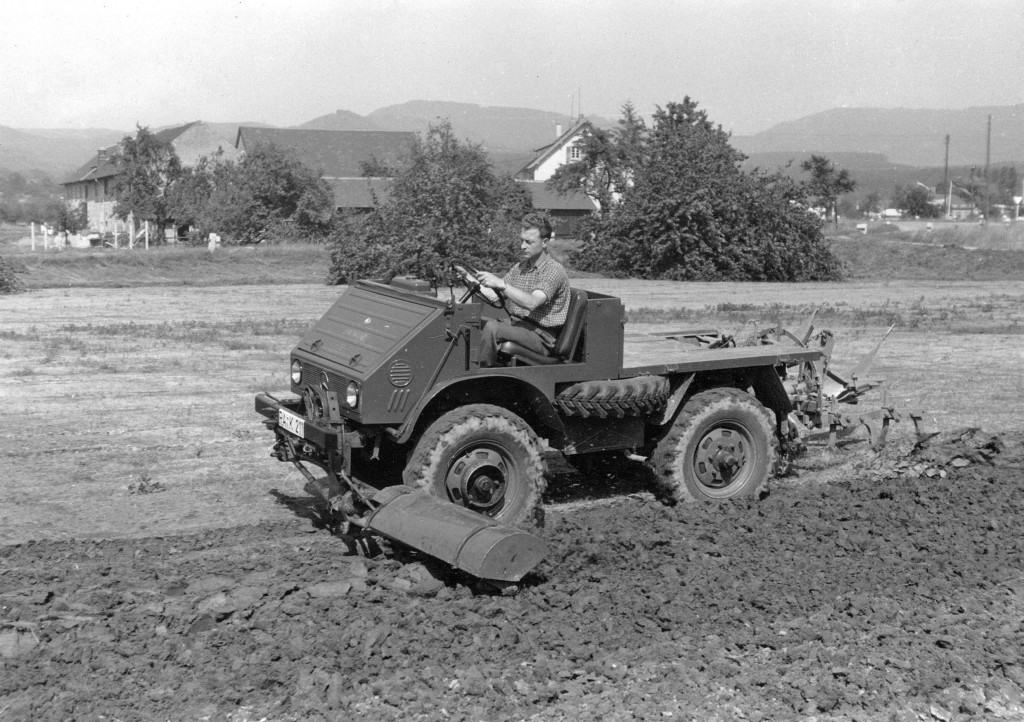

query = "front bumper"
[255,392,340,450]
[255,392,366,477]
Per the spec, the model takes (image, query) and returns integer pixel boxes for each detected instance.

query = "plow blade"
[363,486,547,583]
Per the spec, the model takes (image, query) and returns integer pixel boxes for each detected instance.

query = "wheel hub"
[445,448,508,511]
[693,428,748,489]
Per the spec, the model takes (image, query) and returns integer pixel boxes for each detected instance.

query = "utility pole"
[985,114,991,223]
[943,134,949,190]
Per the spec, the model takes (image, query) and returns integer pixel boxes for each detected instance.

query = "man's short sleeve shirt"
[503,254,570,328]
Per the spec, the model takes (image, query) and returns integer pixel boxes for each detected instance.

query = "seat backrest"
[551,288,588,359]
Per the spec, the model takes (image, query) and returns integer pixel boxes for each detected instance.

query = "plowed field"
[3,282,1024,721]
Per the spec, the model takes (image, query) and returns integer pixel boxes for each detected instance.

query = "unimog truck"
[255,265,906,582]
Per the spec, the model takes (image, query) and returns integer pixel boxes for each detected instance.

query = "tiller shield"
[291,458,546,584]
[363,486,546,583]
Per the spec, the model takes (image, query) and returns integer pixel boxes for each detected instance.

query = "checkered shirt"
[503,254,570,328]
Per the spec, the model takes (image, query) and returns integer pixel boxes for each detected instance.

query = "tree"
[171,143,335,243]
[327,121,532,286]
[892,184,940,218]
[800,155,856,226]
[994,166,1020,208]
[165,157,217,240]
[0,171,64,224]
[55,202,88,240]
[862,190,883,216]
[565,99,839,282]
[547,101,646,216]
[112,126,182,240]
[359,156,400,177]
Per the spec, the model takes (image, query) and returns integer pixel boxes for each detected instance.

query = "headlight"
[290,359,302,385]
[345,381,360,408]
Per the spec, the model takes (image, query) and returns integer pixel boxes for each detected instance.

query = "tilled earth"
[3,430,1024,722]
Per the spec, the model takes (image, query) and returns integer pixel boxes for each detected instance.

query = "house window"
[568,143,583,162]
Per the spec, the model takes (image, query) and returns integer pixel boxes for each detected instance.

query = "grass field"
[2,241,333,288]
[4,218,1024,289]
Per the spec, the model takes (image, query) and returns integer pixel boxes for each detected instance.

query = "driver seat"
[498,288,588,365]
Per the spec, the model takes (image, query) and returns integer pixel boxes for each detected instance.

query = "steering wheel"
[449,258,505,309]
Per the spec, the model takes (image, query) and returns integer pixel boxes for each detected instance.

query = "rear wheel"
[649,388,778,503]
[403,404,546,529]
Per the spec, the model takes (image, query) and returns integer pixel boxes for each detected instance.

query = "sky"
[3,0,1022,135]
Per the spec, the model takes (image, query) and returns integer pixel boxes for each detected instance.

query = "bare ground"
[2,281,1024,720]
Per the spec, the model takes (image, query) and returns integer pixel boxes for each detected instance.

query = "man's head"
[519,213,553,264]
[520,212,553,240]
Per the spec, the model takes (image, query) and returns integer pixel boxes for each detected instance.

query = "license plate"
[278,408,305,438]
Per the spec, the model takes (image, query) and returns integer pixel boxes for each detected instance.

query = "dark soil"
[2,431,1024,721]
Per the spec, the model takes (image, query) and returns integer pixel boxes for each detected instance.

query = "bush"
[0,256,25,294]
[564,99,841,282]
[168,144,335,245]
[327,122,531,286]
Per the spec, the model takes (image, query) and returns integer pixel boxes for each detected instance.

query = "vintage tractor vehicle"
[255,265,910,583]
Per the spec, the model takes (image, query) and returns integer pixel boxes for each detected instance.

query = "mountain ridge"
[4,102,1023,184]
[732,104,1024,167]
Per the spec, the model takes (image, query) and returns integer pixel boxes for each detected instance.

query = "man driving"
[475,213,570,367]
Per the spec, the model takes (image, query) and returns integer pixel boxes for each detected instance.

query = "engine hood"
[295,281,442,379]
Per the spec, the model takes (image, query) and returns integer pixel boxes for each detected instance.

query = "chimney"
[555,124,563,138]
[97,148,107,164]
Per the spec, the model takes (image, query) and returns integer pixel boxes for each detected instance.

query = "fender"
[747,365,794,425]
[388,373,565,446]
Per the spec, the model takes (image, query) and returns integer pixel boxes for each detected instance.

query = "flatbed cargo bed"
[620,330,821,378]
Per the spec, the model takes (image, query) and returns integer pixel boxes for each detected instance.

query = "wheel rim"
[445,444,519,515]
[690,423,756,493]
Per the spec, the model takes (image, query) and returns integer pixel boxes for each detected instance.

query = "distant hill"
[0,126,126,179]
[299,101,612,173]
[367,100,612,153]
[742,149,1021,202]
[9,102,1023,188]
[733,105,1024,167]
[744,150,913,182]
[297,110,379,132]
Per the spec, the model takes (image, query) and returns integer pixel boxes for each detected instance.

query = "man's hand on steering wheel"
[449,259,505,308]
[475,271,506,293]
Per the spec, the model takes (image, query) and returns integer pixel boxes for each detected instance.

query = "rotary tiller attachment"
[296,462,546,584]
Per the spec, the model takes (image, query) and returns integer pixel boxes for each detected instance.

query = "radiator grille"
[298,361,348,398]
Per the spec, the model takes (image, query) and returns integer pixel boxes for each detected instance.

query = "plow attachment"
[764,317,930,450]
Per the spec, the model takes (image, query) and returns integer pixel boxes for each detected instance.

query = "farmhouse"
[515,119,598,237]
[62,121,239,234]
[516,118,592,182]
[234,127,415,211]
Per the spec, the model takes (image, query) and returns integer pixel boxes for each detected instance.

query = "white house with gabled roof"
[515,118,593,182]
[515,119,598,236]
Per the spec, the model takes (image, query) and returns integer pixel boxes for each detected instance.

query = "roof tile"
[236,127,415,178]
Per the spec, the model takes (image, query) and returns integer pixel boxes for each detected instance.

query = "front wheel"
[403,404,547,529]
[648,388,778,503]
